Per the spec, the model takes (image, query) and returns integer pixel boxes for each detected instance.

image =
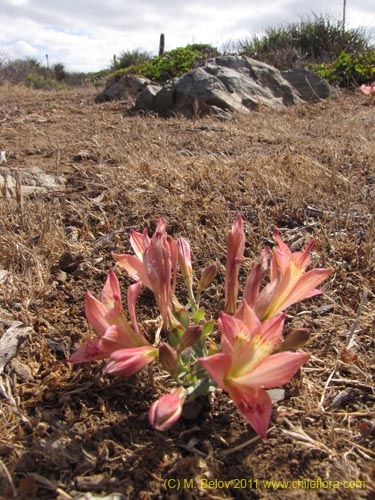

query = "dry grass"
[0,85,374,499]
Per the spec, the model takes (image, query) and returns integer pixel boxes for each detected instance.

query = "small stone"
[75,475,108,492]
[9,358,33,381]
[55,270,67,284]
[0,269,9,284]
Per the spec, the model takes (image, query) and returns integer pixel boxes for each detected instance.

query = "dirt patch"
[0,85,374,500]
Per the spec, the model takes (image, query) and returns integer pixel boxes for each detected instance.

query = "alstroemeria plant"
[68,215,332,436]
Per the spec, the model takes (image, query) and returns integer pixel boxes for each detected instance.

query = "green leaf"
[193,308,205,323]
[202,319,216,337]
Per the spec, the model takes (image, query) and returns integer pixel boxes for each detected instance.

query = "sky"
[0,0,374,72]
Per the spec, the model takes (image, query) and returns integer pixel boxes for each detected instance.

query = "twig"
[281,418,335,456]
[217,427,275,458]
[0,458,17,498]
[319,366,337,412]
[346,288,368,348]
[340,437,375,459]
[29,473,73,498]
[330,378,373,390]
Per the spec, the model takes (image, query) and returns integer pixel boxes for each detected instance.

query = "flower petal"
[228,384,272,438]
[234,351,310,389]
[198,353,232,389]
[67,339,106,363]
[105,346,157,376]
[130,228,150,259]
[224,213,245,314]
[112,253,153,289]
[243,247,269,307]
[100,268,121,309]
[85,291,110,335]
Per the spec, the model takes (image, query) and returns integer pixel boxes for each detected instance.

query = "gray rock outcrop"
[281,69,337,101]
[135,56,303,117]
[0,166,66,198]
[95,74,151,103]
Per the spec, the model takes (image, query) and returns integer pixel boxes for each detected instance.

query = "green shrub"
[111,49,152,71]
[310,49,375,88]
[53,63,66,81]
[110,44,219,82]
[25,73,66,90]
[239,14,371,69]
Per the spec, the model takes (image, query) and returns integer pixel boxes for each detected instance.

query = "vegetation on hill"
[0,56,106,88]
[109,44,219,82]
[238,14,371,70]
[311,49,375,88]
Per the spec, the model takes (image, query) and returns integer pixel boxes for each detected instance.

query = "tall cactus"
[159,33,165,56]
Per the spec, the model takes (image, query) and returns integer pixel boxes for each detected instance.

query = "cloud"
[0,0,373,72]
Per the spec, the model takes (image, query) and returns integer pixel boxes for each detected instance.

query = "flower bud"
[159,342,179,379]
[149,387,186,431]
[177,237,193,283]
[197,263,217,293]
[177,325,202,353]
[279,328,310,352]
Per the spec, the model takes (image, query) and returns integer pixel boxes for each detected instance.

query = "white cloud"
[4,40,38,59]
[0,0,373,72]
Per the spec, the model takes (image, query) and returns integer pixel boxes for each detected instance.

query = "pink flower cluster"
[359,82,375,96]
[67,215,331,436]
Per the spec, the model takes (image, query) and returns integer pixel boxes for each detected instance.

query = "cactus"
[159,33,165,56]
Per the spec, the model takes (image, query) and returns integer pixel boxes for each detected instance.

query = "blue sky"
[0,0,374,72]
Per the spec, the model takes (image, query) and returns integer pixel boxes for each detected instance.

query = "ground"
[0,85,374,500]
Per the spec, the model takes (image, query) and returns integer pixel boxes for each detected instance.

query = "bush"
[110,44,219,82]
[0,58,45,85]
[111,49,152,71]
[310,49,375,88]
[239,13,371,69]
[53,63,66,81]
[25,73,67,90]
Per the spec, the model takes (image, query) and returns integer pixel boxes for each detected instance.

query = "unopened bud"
[159,342,179,379]
[197,263,217,293]
[177,325,202,353]
[149,387,186,431]
[177,237,193,280]
[279,328,310,352]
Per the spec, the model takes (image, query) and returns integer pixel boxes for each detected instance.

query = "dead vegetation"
[0,85,374,499]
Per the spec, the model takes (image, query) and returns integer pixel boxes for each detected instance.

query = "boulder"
[281,69,337,101]
[0,166,66,198]
[95,74,151,103]
[135,56,303,117]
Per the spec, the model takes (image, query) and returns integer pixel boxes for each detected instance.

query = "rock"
[0,269,9,284]
[9,358,33,381]
[0,317,33,375]
[72,494,126,500]
[210,105,233,121]
[281,68,337,101]
[135,55,302,117]
[75,475,108,492]
[0,166,65,198]
[95,74,151,103]
[135,84,163,109]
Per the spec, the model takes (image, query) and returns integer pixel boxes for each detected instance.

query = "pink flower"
[198,302,310,437]
[244,229,332,320]
[224,213,245,314]
[359,82,375,96]
[67,269,149,367]
[149,387,186,431]
[113,217,177,328]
